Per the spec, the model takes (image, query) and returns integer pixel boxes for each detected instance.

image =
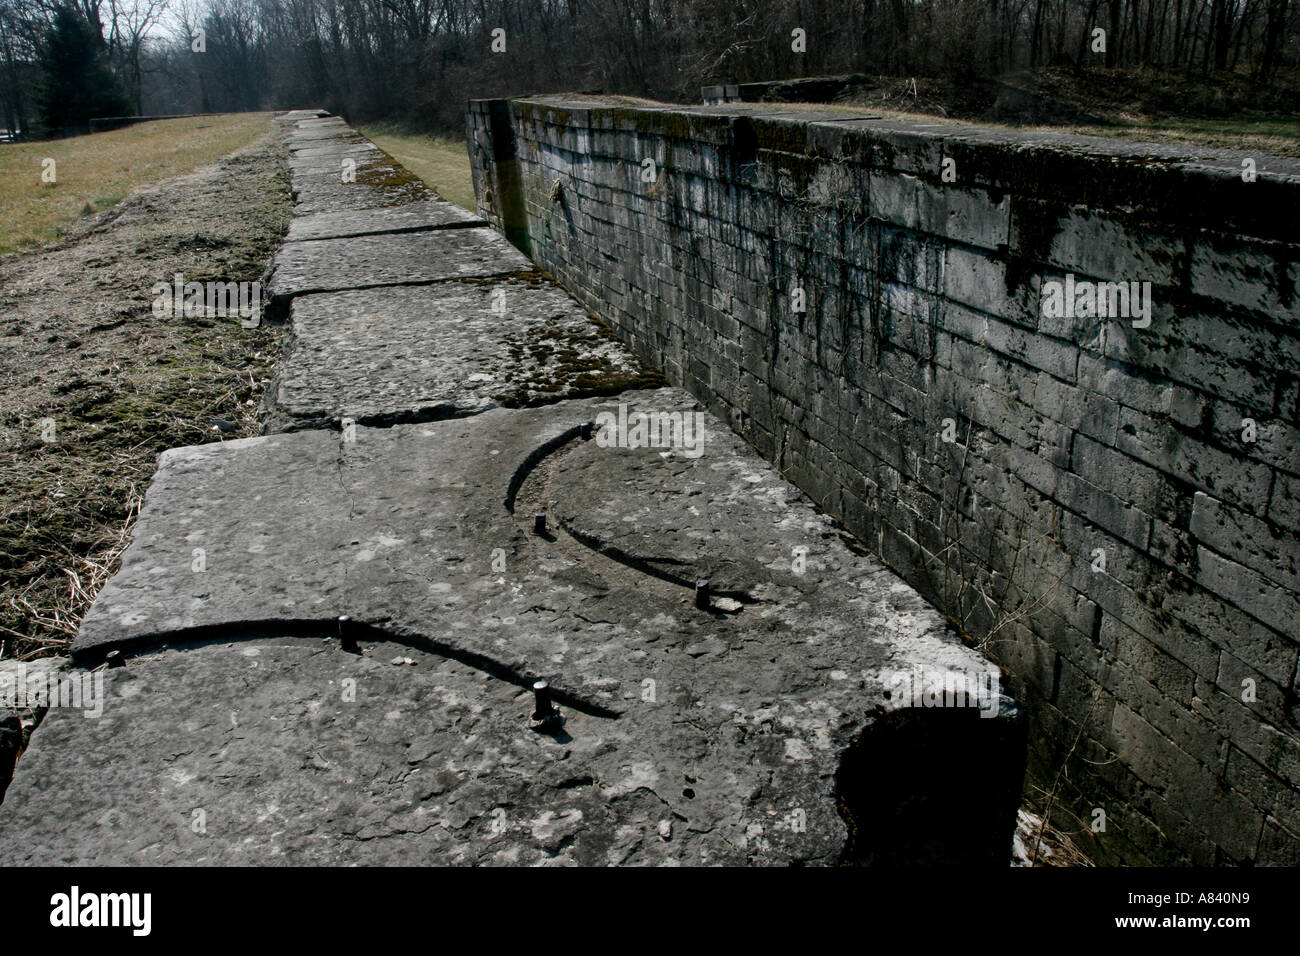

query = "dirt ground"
[0,121,292,661]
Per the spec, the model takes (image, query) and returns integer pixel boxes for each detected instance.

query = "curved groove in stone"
[70,617,621,719]
[286,219,486,243]
[503,423,759,608]
[555,519,760,604]
[503,423,586,515]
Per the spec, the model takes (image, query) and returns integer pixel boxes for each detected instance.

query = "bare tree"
[107,0,170,112]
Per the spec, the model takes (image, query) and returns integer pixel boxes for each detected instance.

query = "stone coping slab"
[0,629,1016,865]
[288,149,387,179]
[263,281,655,431]
[1,636,670,865]
[512,94,1300,177]
[10,391,1020,864]
[284,199,483,243]
[289,170,438,216]
[72,391,995,701]
[286,126,360,147]
[266,227,532,312]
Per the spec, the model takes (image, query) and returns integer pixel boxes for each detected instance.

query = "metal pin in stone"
[695,579,711,610]
[533,512,547,535]
[105,649,124,668]
[339,614,357,653]
[530,679,562,731]
[532,680,555,719]
[579,420,596,440]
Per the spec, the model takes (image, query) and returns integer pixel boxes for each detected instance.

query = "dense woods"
[1,0,1297,137]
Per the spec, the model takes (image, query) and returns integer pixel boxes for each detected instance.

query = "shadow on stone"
[836,699,1028,866]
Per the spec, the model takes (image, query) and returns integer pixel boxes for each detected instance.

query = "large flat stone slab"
[290,165,438,215]
[286,125,360,147]
[0,635,650,865]
[264,281,657,431]
[287,145,386,178]
[2,391,1022,864]
[279,109,328,119]
[285,200,483,242]
[288,154,379,173]
[0,629,1018,866]
[287,133,367,153]
[266,227,532,311]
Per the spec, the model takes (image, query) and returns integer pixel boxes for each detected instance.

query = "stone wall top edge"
[508,95,1300,183]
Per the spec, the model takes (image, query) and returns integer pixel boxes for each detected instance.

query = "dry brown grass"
[1,489,140,661]
[738,100,1300,157]
[359,127,478,212]
[0,113,273,257]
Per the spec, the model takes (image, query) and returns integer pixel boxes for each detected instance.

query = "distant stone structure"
[468,95,1300,865]
[702,74,877,105]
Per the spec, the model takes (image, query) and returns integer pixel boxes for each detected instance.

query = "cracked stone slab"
[71,390,996,701]
[287,135,364,154]
[289,169,438,216]
[288,138,384,158]
[288,145,386,178]
[263,281,654,431]
[275,110,329,128]
[266,227,531,310]
[4,392,1022,864]
[284,200,484,243]
[0,634,845,865]
[289,141,379,160]
[286,126,360,147]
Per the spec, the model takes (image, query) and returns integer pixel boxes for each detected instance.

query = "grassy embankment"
[359,128,478,211]
[0,113,274,257]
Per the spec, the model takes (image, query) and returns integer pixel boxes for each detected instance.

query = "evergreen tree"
[34,5,130,135]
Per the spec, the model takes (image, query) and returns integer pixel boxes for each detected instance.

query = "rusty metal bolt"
[339,614,357,653]
[532,680,557,720]
[529,679,563,732]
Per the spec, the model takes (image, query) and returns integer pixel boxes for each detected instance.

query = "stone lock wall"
[467,96,1300,865]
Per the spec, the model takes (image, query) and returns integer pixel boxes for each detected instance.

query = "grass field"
[0,113,274,257]
[881,107,1300,157]
[563,90,1300,157]
[360,128,477,211]
[1061,114,1300,156]
[733,100,1300,157]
